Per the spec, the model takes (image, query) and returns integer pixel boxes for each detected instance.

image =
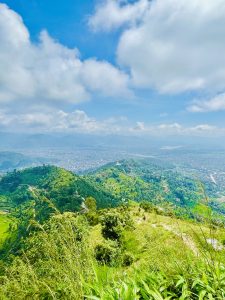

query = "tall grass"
[84,262,225,299]
[1,202,225,299]
[0,213,94,299]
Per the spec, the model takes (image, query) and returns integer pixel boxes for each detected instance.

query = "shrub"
[101,212,123,241]
[94,242,119,266]
[122,252,134,267]
[140,201,155,212]
[84,197,97,212]
[85,211,99,226]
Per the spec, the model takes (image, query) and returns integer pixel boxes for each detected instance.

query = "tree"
[84,197,97,212]
[101,212,123,241]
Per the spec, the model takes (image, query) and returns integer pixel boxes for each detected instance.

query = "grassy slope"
[85,206,225,299]
[0,213,10,245]
[1,164,225,298]
[87,160,202,203]
[1,203,225,299]
[90,204,225,277]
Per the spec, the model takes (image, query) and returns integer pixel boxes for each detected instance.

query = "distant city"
[0,144,223,194]
[0,131,224,196]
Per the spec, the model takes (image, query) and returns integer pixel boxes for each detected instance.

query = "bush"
[122,252,134,267]
[140,201,155,212]
[94,242,119,266]
[101,212,123,241]
[84,197,97,212]
[85,211,99,226]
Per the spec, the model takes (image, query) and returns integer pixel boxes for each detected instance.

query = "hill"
[0,165,120,213]
[0,165,121,257]
[0,151,50,173]
[86,159,225,221]
[0,164,225,298]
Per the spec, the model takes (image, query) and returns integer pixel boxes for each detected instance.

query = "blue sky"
[1,0,225,137]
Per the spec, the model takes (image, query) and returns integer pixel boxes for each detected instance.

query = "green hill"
[0,165,121,257]
[87,159,224,221]
[0,165,120,213]
[0,163,225,299]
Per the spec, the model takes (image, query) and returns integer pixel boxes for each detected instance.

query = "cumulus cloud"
[112,0,225,93]
[88,0,149,32]
[188,93,225,112]
[0,4,131,104]
[0,109,128,134]
[81,59,131,97]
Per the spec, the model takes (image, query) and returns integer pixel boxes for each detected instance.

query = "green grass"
[85,206,225,299]
[1,202,225,299]
[1,207,225,299]
[0,163,225,299]
[89,208,198,276]
[0,213,10,245]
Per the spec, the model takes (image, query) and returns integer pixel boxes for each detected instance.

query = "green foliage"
[140,201,155,212]
[85,211,99,226]
[86,262,225,299]
[121,251,134,267]
[0,165,120,213]
[101,212,123,241]
[87,159,225,223]
[94,242,119,266]
[1,202,225,299]
[0,163,225,299]
[84,197,97,212]
[0,213,93,300]
[0,213,11,246]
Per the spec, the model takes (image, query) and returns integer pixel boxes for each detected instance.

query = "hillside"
[0,164,225,298]
[0,151,49,173]
[87,159,225,221]
[0,165,120,212]
[0,202,225,299]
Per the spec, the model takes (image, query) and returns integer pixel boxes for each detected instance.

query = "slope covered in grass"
[0,164,225,299]
[0,166,121,256]
[0,213,10,246]
[1,203,225,299]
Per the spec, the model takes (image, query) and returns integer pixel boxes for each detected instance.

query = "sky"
[1,0,225,137]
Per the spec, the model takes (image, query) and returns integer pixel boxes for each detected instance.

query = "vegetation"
[0,213,10,246]
[0,163,225,299]
[87,159,225,221]
[0,165,120,212]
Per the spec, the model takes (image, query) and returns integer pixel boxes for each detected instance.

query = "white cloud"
[88,0,149,32]
[81,59,131,97]
[0,109,128,134]
[0,4,131,104]
[0,108,223,136]
[115,0,225,93]
[188,93,225,112]
[131,121,223,136]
